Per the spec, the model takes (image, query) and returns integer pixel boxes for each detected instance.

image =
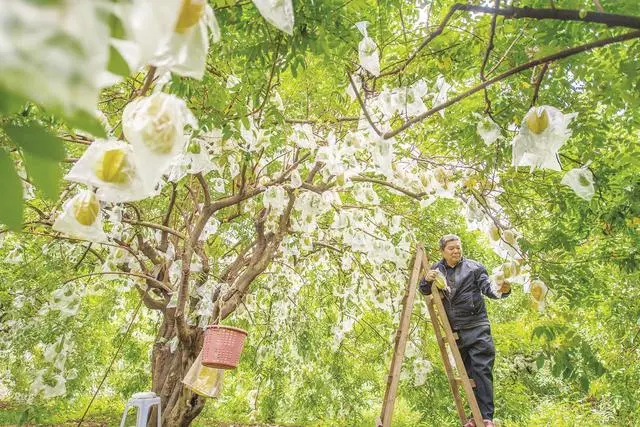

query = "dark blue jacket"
[419,258,510,330]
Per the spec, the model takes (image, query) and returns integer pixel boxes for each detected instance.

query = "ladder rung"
[454,378,476,388]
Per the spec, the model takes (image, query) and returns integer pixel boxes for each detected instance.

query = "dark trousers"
[456,325,496,420]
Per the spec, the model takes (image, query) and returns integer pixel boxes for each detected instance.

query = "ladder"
[377,244,483,427]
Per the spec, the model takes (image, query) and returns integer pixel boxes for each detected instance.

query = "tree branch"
[465,4,639,29]
[383,30,640,139]
[481,0,500,119]
[486,24,528,76]
[351,176,426,200]
[121,218,186,240]
[530,62,550,107]
[218,191,296,320]
[60,271,171,293]
[480,0,500,82]
[138,66,157,97]
[195,172,211,207]
[593,0,604,13]
[347,72,382,137]
[379,4,639,78]
[378,4,464,77]
[159,182,177,252]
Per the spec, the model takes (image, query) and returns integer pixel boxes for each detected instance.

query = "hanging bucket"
[202,325,248,369]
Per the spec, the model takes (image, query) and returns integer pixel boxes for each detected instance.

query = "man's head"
[439,234,462,266]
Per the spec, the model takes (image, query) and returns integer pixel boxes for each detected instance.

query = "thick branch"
[195,172,211,207]
[218,192,296,319]
[379,4,639,78]
[465,5,640,29]
[383,30,640,139]
[305,162,323,184]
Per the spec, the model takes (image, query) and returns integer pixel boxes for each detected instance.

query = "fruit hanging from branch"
[524,106,550,135]
[175,0,206,33]
[94,149,130,184]
[72,192,100,226]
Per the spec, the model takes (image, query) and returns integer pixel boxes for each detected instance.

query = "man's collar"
[441,257,464,268]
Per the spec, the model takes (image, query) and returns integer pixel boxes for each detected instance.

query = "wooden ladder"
[377,245,484,427]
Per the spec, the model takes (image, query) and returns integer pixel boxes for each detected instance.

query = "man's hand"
[426,270,447,290]
[425,269,439,282]
[497,279,511,294]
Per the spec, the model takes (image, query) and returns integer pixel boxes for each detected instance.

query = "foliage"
[1,0,639,425]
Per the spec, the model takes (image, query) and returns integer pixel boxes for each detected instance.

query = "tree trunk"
[150,311,206,426]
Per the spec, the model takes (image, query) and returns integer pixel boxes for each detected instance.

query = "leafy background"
[1,0,639,425]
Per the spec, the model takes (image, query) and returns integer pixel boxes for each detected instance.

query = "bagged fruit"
[560,167,594,201]
[252,0,294,35]
[52,190,107,242]
[123,93,197,188]
[65,139,149,202]
[355,21,379,76]
[182,351,224,398]
[151,1,220,79]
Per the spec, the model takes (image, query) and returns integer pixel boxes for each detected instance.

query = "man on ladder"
[420,234,511,427]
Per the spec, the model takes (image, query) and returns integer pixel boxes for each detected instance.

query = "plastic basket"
[202,325,248,369]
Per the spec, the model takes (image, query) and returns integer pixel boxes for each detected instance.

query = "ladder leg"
[430,288,484,426]
[378,246,426,427]
[426,296,467,424]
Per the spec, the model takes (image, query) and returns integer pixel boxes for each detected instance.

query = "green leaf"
[64,110,107,138]
[240,115,250,131]
[22,152,62,200]
[108,11,127,39]
[579,375,590,392]
[3,123,65,200]
[107,45,131,78]
[0,88,27,115]
[536,354,546,369]
[0,150,23,231]
[3,123,66,161]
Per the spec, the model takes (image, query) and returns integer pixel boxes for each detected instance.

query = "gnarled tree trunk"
[143,191,295,425]
[150,311,206,426]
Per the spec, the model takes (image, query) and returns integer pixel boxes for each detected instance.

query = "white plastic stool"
[120,391,162,427]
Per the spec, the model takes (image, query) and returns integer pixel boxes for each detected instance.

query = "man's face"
[442,240,462,266]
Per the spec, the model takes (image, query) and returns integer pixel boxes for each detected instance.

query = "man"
[419,234,511,427]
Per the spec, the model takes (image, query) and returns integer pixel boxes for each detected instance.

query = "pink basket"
[202,325,248,369]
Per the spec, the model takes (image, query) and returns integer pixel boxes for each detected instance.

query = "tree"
[1,0,638,425]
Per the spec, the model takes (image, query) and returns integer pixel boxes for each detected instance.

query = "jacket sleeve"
[419,278,433,295]
[476,264,511,299]
[418,262,439,295]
